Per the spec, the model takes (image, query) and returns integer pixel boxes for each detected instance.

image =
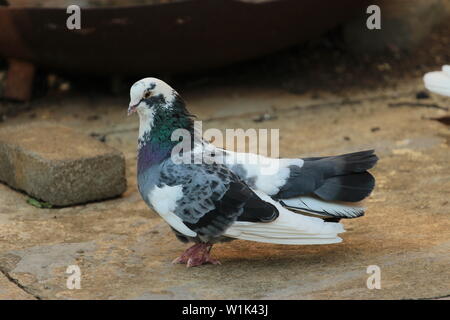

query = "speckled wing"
[159,159,279,241]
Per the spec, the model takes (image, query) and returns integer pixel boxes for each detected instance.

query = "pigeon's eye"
[143,91,152,99]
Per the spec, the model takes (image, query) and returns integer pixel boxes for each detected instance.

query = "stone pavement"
[0,78,448,299]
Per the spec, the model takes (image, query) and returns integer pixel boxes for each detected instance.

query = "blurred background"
[0,0,449,107]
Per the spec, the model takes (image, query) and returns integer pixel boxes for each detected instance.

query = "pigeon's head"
[128,77,177,116]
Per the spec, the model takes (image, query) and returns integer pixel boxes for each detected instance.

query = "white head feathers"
[128,77,177,114]
[128,77,177,146]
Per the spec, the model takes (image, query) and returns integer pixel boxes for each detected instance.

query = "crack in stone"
[0,267,42,300]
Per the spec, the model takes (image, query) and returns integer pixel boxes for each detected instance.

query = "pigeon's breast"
[137,165,161,206]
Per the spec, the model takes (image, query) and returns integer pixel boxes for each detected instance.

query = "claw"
[210,259,221,265]
[172,243,220,267]
[186,258,195,268]
[172,256,184,264]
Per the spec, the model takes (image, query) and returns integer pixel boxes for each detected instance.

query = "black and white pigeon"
[128,78,378,267]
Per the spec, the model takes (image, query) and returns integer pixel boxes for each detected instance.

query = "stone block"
[0,123,126,206]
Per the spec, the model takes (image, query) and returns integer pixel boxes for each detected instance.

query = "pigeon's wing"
[154,157,345,246]
[153,159,279,240]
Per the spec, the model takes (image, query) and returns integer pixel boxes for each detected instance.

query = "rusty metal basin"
[0,0,369,76]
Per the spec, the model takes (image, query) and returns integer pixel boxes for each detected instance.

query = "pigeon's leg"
[172,243,221,267]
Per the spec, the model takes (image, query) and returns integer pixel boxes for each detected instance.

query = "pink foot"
[172,243,221,267]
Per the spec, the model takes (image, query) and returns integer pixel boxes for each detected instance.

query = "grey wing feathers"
[159,160,278,240]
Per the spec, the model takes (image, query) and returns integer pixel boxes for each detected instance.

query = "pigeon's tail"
[424,65,450,97]
[224,191,344,245]
[276,150,378,203]
[317,149,378,175]
[280,196,365,220]
[310,150,378,202]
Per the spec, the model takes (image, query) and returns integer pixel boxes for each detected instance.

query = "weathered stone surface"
[0,272,36,300]
[0,123,126,206]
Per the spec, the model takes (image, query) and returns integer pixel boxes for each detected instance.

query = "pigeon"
[128,78,378,267]
[423,65,450,97]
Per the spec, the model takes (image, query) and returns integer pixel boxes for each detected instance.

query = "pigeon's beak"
[127,104,138,116]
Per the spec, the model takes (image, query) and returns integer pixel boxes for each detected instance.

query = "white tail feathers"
[423,65,450,97]
[280,196,365,218]
[224,191,345,245]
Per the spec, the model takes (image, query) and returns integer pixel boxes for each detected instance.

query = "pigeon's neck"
[137,96,195,173]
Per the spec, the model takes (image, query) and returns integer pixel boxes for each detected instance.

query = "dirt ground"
[0,19,449,300]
